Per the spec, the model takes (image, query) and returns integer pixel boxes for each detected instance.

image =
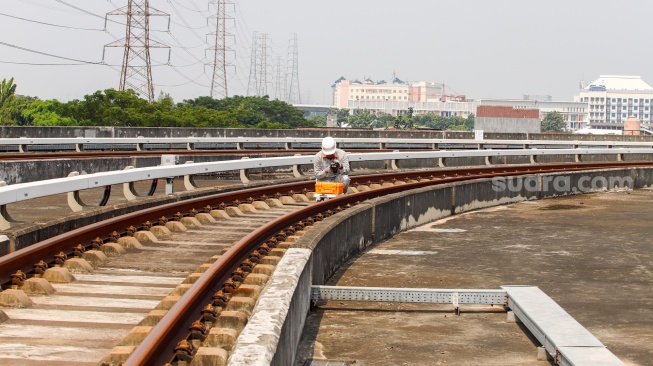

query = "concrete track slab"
[296,189,653,366]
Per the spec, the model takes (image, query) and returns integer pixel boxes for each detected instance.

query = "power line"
[0,41,102,64]
[0,12,105,31]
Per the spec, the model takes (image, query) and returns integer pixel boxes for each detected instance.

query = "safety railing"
[1,147,653,230]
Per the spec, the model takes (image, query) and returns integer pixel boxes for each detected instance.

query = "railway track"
[1,161,651,365]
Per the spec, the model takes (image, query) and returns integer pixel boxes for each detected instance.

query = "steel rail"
[2,161,650,289]
[122,161,653,365]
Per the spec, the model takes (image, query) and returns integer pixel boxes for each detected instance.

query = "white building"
[574,75,653,131]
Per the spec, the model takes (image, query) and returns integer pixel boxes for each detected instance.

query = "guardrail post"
[575,153,581,163]
[186,143,195,151]
[123,166,137,201]
[379,142,386,150]
[239,157,251,183]
[617,153,624,162]
[18,144,27,153]
[165,178,175,194]
[477,144,484,150]
[438,157,446,168]
[236,142,244,150]
[530,155,538,164]
[75,143,84,152]
[0,181,14,230]
[292,154,305,178]
[284,142,292,150]
[430,143,439,150]
[136,143,144,151]
[66,172,84,212]
[183,161,198,190]
[523,144,529,149]
[485,156,492,166]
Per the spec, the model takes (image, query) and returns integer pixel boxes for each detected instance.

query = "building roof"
[586,75,653,91]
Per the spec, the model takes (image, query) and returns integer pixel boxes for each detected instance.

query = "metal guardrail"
[1,137,653,152]
[1,148,653,230]
[311,285,507,305]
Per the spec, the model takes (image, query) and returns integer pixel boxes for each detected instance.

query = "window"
[612,98,616,102]
[646,114,649,118]
[646,106,650,111]
[611,113,616,118]
[623,98,627,102]
[612,106,616,110]
[623,106,627,110]
[635,106,638,111]
[634,99,639,103]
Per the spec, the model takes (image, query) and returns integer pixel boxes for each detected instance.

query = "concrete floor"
[295,189,653,366]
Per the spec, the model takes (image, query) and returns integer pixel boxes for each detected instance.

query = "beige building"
[332,77,472,118]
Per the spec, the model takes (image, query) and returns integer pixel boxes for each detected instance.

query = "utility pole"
[287,33,300,104]
[104,0,170,102]
[208,0,234,99]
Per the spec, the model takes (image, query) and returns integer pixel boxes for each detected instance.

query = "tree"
[541,111,567,132]
[0,77,17,109]
[0,77,18,124]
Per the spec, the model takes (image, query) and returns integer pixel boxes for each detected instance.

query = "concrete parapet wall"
[234,167,653,365]
[3,126,653,142]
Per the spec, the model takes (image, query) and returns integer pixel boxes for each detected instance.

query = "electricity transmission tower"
[286,33,301,104]
[246,32,271,97]
[104,0,169,102]
[246,31,258,96]
[208,0,234,99]
[274,56,284,101]
[257,33,271,97]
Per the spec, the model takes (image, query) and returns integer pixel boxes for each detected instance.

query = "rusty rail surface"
[1,161,651,364]
[121,161,653,365]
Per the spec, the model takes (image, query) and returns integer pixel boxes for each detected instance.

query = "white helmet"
[321,136,337,155]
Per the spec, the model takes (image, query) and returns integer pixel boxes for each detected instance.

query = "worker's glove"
[330,161,341,173]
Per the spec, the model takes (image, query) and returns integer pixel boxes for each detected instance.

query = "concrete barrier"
[228,167,653,365]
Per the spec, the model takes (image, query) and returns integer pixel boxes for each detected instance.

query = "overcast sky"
[2,0,652,105]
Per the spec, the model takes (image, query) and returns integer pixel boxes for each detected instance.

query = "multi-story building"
[332,77,474,118]
[574,75,653,131]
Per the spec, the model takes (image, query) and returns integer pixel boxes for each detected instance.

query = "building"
[475,106,540,134]
[574,75,653,131]
[477,99,587,130]
[332,77,474,118]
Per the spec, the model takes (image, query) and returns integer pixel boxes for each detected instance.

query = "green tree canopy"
[541,111,567,132]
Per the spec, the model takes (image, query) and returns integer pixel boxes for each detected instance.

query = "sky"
[2,0,653,105]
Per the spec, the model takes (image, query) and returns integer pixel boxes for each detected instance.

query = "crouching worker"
[314,136,350,192]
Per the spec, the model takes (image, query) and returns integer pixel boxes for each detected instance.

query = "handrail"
[1,148,652,207]
[1,148,653,230]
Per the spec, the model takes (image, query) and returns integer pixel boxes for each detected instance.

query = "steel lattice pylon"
[287,33,301,104]
[105,0,169,102]
[208,0,234,99]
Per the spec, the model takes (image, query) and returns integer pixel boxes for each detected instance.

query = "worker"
[314,136,350,192]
